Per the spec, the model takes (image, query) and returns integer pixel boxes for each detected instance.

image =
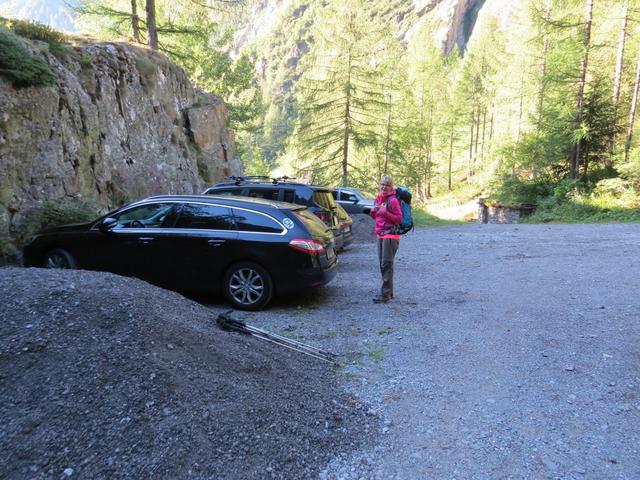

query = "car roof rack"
[228,175,297,186]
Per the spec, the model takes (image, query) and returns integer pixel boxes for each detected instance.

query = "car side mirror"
[351,198,358,203]
[99,217,117,233]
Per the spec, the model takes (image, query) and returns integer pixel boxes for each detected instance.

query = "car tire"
[223,262,273,311]
[42,248,78,269]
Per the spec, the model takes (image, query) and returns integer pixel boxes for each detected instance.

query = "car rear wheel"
[42,248,78,269]
[223,262,273,310]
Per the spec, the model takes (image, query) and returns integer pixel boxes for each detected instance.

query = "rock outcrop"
[0,38,241,242]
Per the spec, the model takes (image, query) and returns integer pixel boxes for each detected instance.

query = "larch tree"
[293,0,387,186]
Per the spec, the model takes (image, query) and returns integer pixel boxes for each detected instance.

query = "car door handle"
[207,239,225,246]
[137,237,154,244]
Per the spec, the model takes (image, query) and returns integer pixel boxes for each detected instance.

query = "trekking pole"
[216,312,338,364]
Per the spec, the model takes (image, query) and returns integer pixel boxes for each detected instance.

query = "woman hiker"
[370,175,402,303]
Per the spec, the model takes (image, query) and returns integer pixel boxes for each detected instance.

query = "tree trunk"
[341,48,353,186]
[473,106,481,170]
[448,129,454,191]
[480,107,487,168]
[468,111,474,177]
[426,104,434,199]
[625,45,640,163]
[608,0,628,166]
[383,90,392,175]
[570,0,594,179]
[537,5,551,131]
[131,0,141,43]
[146,0,158,49]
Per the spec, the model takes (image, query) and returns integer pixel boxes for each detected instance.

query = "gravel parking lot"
[3,223,640,479]
[227,223,640,479]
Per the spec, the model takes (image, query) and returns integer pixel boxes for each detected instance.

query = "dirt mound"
[0,268,376,479]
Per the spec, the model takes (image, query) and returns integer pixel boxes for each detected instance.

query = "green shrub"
[135,56,157,82]
[1,17,65,45]
[17,199,99,247]
[491,174,554,205]
[0,235,18,259]
[593,178,632,197]
[0,27,57,87]
[552,178,583,202]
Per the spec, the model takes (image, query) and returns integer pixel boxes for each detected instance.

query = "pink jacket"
[370,190,402,238]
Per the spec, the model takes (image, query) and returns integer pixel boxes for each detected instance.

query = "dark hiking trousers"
[377,237,399,298]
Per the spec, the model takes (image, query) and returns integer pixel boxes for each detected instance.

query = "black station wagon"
[23,195,338,310]
[202,177,345,250]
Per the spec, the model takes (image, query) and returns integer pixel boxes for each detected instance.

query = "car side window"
[114,203,175,228]
[248,188,279,201]
[174,204,234,230]
[207,188,240,196]
[340,192,357,202]
[233,208,283,233]
[282,189,295,203]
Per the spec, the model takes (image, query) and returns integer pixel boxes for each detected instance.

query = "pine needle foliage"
[293,0,389,186]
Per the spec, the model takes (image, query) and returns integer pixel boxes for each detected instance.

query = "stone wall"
[0,38,241,241]
[478,199,535,224]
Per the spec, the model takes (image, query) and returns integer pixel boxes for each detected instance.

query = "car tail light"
[314,210,329,224]
[288,238,326,254]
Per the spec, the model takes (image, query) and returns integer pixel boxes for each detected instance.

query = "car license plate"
[326,246,335,261]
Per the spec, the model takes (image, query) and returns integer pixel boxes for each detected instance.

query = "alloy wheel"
[228,268,265,306]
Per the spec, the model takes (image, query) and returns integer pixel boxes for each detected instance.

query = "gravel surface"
[2,223,640,479]
[233,223,640,479]
[0,269,377,479]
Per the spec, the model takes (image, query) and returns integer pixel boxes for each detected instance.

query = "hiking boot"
[372,295,392,304]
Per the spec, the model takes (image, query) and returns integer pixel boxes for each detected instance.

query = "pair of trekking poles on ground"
[216,311,338,364]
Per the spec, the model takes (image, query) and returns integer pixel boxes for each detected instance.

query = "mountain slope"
[0,0,77,32]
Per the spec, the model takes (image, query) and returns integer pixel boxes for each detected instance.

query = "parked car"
[202,176,345,250]
[332,187,375,214]
[23,195,338,310]
[335,203,354,250]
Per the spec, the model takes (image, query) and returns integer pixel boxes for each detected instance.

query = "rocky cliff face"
[235,0,487,56]
[0,38,241,242]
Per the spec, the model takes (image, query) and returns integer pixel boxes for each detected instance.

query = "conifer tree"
[293,0,387,186]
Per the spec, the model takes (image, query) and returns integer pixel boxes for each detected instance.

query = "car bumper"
[276,258,338,295]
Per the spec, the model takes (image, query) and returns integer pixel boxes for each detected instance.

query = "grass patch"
[365,342,384,365]
[522,190,640,224]
[376,326,395,335]
[413,207,466,228]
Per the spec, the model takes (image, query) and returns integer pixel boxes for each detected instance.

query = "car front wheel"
[42,248,78,269]
[223,262,273,310]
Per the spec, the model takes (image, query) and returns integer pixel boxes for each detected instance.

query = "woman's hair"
[381,175,394,188]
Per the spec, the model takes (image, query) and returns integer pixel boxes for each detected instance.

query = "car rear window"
[174,204,234,230]
[312,191,337,209]
[282,189,295,203]
[206,188,241,196]
[293,209,330,237]
[248,188,279,201]
[232,208,283,233]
